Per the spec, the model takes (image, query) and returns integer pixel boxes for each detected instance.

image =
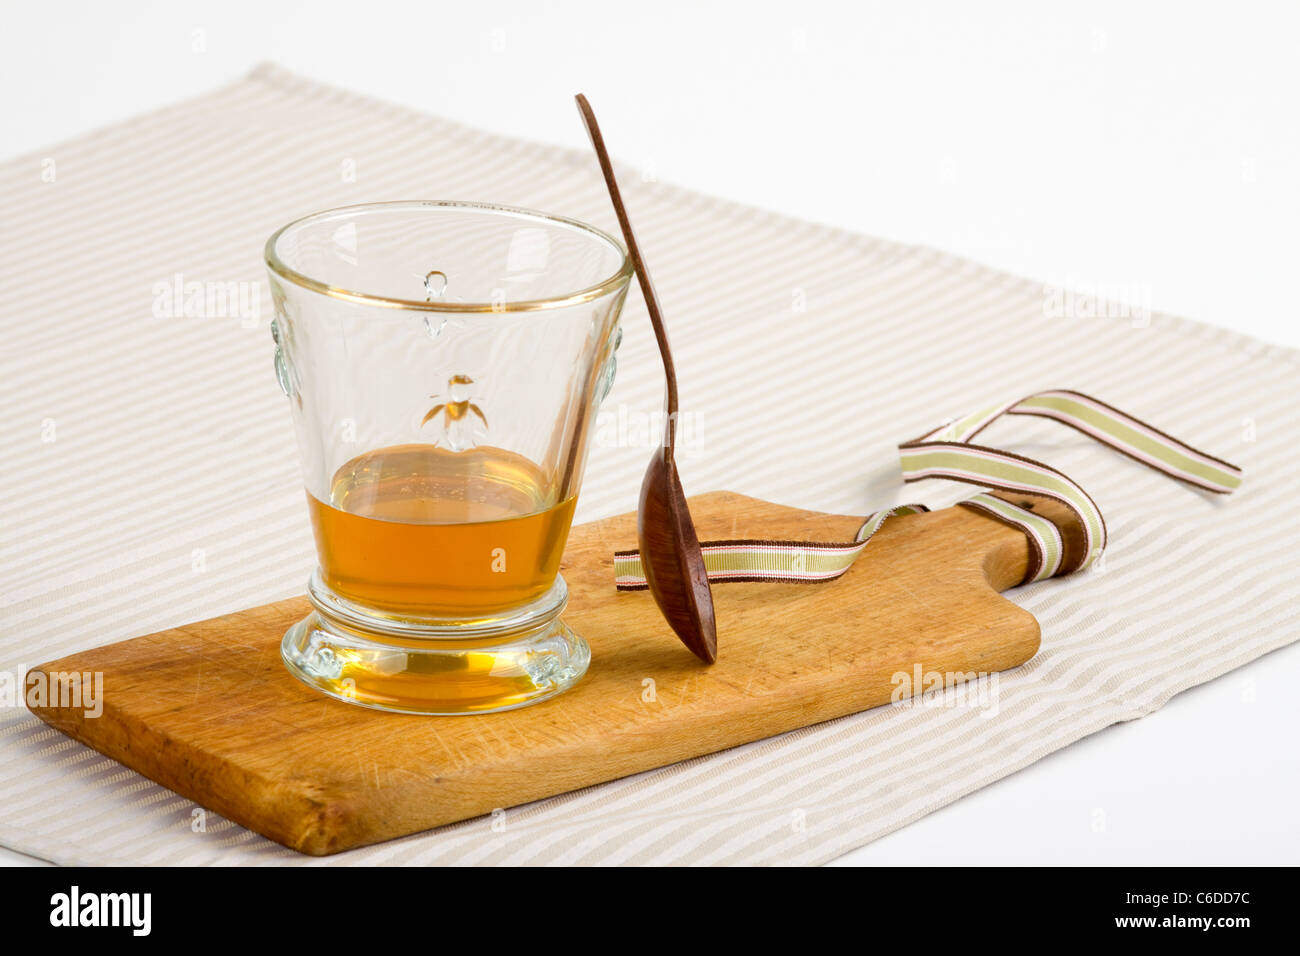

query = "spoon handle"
[574,94,680,460]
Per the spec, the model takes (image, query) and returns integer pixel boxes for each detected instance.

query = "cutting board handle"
[963,491,1089,589]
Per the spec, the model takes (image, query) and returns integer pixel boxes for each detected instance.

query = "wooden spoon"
[574,93,718,664]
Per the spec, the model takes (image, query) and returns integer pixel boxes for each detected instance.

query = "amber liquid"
[308,443,576,618]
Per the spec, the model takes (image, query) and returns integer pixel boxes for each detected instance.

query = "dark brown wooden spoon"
[574,93,718,664]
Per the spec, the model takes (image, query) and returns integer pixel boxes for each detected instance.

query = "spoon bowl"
[638,446,717,661]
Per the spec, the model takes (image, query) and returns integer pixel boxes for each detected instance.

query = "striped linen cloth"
[0,64,1295,866]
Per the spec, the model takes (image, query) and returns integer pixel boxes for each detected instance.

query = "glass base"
[281,575,590,715]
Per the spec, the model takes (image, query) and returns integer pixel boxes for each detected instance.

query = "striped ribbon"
[614,389,1243,590]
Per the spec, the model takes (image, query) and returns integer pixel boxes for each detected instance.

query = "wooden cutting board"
[26,491,1051,855]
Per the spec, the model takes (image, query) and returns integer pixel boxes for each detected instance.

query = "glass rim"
[264,200,634,314]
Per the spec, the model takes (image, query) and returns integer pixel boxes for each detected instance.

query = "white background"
[2,0,1296,866]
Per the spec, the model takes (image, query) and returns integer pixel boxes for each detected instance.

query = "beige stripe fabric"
[1,64,1295,866]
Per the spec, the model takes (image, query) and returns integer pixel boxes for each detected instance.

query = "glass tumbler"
[264,201,631,714]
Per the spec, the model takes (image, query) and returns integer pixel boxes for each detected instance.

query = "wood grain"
[26,492,1045,856]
